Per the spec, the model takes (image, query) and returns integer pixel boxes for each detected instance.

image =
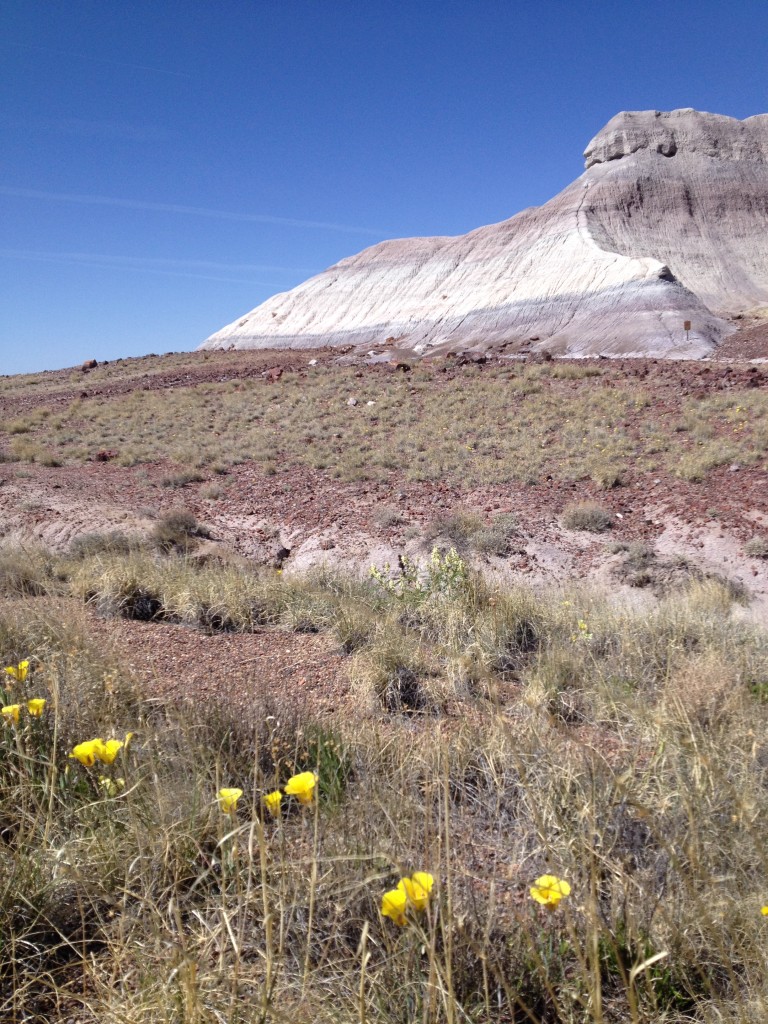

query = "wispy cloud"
[0,247,316,285]
[0,185,384,236]
[5,40,192,78]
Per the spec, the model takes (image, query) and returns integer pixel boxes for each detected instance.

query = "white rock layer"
[201,109,768,359]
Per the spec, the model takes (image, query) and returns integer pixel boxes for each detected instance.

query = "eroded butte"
[200,108,768,360]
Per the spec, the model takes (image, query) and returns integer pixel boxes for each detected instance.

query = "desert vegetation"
[2,357,767,488]
[2,538,768,1023]
[1,351,767,1022]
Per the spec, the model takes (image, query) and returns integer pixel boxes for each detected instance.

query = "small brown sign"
[684,320,691,331]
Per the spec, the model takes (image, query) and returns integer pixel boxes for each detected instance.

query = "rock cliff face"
[200,109,768,359]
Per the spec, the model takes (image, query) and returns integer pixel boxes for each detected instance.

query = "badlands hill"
[201,108,768,359]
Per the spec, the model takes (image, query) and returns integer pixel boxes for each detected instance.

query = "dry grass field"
[1,347,768,1023]
[3,355,768,490]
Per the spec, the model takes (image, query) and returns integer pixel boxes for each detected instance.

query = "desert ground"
[1,331,768,1023]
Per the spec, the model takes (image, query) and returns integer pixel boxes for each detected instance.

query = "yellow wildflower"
[530,874,571,908]
[27,698,46,717]
[399,872,435,912]
[218,787,243,814]
[284,770,317,805]
[96,739,124,764]
[381,887,408,926]
[263,790,283,817]
[70,740,101,766]
[381,872,435,925]
[762,906,768,916]
[4,660,29,683]
[1,704,21,726]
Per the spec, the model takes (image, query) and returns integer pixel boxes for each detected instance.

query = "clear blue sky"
[2,0,767,375]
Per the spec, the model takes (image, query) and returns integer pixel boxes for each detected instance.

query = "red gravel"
[86,605,353,718]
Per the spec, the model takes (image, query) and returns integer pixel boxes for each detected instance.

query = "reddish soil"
[85,607,353,719]
[2,337,768,705]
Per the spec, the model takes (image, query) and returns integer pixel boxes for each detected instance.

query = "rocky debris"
[200,108,768,360]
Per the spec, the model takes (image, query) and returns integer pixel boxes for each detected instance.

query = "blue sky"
[2,0,767,375]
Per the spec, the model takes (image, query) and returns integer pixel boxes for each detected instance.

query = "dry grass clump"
[745,535,768,559]
[0,546,61,597]
[64,550,381,639]
[150,508,210,552]
[561,501,614,533]
[2,576,768,1023]
[423,510,485,550]
[68,530,144,559]
[471,512,521,557]
[160,468,206,489]
[423,510,521,557]
[372,504,405,530]
[67,550,269,629]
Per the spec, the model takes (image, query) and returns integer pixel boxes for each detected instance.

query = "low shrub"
[0,547,57,597]
[422,510,485,550]
[561,501,614,533]
[745,535,768,559]
[471,513,521,557]
[372,505,404,529]
[160,469,206,489]
[68,530,143,559]
[151,509,209,552]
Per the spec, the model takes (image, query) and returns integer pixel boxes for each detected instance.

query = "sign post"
[684,320,691,343]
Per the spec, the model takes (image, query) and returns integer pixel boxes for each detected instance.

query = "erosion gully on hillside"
[1,336,767,709]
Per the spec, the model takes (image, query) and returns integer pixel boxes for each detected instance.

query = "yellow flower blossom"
[530,875,571,908]
[96,739,124,764]
[381,872,435,925]
[27,698,46,717]
[399,872,435,912]
[284,770,317,805]
[263,790,283,817]
[762,906,768,916]
[218,787,243,814]
[4,660,29,683]
[70,740,102,766]
[381,887,408,926]
[1,704,21,726]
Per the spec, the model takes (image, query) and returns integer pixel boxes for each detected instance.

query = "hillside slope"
[200,109,768,359]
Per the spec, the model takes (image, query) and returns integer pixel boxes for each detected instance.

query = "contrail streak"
[0,185,384,236]
[0,248,311,285]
